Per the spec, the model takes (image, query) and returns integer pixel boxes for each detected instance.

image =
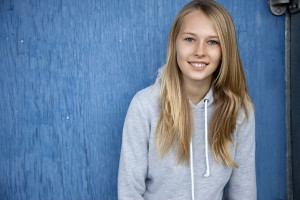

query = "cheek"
[217,49,222,61]
[175,44,186,72]
[175,43,183,63]
[176,43,190,62]
[212,48,222,62]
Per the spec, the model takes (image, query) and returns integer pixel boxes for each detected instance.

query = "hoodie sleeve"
[227,105,257,200]
[118,94,149,200]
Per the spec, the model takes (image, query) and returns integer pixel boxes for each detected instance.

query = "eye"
[185,37,195,43]
[208,40,219,45]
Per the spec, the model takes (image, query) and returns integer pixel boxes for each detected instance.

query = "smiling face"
[176,10,222,90]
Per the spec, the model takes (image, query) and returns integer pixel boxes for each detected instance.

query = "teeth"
[191,63,206,68]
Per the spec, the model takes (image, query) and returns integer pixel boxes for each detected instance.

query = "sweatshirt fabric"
[118,71,256,200]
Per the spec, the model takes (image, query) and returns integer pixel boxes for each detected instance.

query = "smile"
[190,62,207,68]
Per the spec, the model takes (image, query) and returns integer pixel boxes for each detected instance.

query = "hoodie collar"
[188,87,214,109]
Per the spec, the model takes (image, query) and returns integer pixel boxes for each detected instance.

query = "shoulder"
[233,100,255,145]
[236,100,255,125]
[133,83,160,109]
[126,83,161,121]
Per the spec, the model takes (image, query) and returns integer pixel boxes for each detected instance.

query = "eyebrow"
[181,32,219,39]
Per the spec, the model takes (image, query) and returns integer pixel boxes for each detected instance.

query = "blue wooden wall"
[0,0,286,199]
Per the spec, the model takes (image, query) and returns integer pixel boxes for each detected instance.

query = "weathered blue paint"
[0,0,286,199]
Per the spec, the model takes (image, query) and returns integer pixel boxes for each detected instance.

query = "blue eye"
[208,40,219,45]
[185,38,195,42]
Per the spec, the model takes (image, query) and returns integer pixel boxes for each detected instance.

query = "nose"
[194,41,206,57]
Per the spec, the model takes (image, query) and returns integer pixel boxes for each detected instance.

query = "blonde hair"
[155,0,254,168]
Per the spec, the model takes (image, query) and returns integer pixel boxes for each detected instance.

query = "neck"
[182,78,212,105]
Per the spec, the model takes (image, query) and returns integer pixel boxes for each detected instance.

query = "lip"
[189,61,209,70]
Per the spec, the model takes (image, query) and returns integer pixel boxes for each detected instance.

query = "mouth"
[189,62,208,70]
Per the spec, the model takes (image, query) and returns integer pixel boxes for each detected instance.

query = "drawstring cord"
[204,99,210,177]
[190,99,210,200]
[190,141,195,200]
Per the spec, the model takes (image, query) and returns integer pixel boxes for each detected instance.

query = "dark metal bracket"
[269,0,300,15]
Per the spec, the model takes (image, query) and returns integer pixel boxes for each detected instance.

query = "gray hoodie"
[118,71,256,200]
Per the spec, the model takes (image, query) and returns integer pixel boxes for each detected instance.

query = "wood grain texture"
[0,0,286,199]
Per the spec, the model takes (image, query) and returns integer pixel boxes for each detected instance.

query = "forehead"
[179,10,217,36]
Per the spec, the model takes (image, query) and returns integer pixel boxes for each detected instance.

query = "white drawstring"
[204,99,210,177]
[190,99,211,199]
[190,141,195,200]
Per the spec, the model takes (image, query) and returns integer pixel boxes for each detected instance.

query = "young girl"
[118,0,256,199]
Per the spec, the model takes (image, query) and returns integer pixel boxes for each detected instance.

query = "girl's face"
[176,10,222,88]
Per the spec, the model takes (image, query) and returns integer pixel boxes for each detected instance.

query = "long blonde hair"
[155,0,253,168]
